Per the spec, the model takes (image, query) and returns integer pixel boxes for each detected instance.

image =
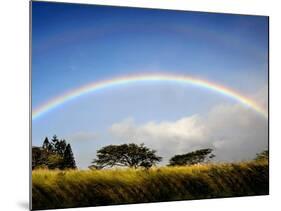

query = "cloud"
[66,131,99,142]
[253,84,268,111]
[110,116,209,162]
[109,103,268,164]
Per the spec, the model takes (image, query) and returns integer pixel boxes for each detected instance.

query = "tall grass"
[32,160,268,210]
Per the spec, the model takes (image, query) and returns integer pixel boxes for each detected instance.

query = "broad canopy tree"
[168,148,215,166]
[90,143,162,169]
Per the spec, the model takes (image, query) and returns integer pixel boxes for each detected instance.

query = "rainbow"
[32,73,268,120]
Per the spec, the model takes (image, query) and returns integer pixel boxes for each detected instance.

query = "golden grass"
[32,160,269,210]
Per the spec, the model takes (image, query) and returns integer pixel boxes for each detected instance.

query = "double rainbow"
[32,73,267,120]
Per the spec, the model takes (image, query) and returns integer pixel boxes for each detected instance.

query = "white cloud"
[110,115,210,162]
[109,103,268,164]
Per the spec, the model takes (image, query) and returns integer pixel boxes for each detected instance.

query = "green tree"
[46,154,64,169]
[32,146,60,169]
[90,143,162,169]
[32,146,48,169]
[51,135,59,151]
[42,137,49,149]
[255,150,269,161]
[55,139,67,157]
[42,137,53,152]
[63,144,77,169]
[32,135,77,170]
[168,148,215,166]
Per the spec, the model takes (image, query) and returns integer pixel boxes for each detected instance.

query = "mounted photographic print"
[31,1,269,210]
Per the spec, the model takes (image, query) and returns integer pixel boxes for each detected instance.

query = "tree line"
[32,135,76,170]
[33,136,268,170]
[89,143,216,169]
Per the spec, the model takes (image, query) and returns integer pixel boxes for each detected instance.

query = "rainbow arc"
[32,73,268,120]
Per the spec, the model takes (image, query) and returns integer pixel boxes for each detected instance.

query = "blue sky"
[32,2,268,168]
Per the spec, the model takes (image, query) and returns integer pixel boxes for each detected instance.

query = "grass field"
[32,160,269,210]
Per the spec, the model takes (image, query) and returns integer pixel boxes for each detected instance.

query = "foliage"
[32,160,269,210]
[90,143,162,169]
[46,154,64,170]
[32,146,49,169]
[63,144,76,169]
[255,150,269,161]
[42,137,53,152]
[168,148,215,166]
[32,135,76,170]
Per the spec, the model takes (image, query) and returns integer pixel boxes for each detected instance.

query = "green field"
[32,160,269,210]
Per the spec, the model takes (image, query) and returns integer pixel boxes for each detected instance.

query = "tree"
[32,135,77,170]
[48,135,75,169]
[168,148,215,166]
[51,135,59,151]
[46,154,64,170]
[42,137,49,149]
[89,143,162,169]
[32,146,48,169]
[255,150,269,161]
[42,137,53,152]
[54,139,67,157]
[63,144,76,169]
